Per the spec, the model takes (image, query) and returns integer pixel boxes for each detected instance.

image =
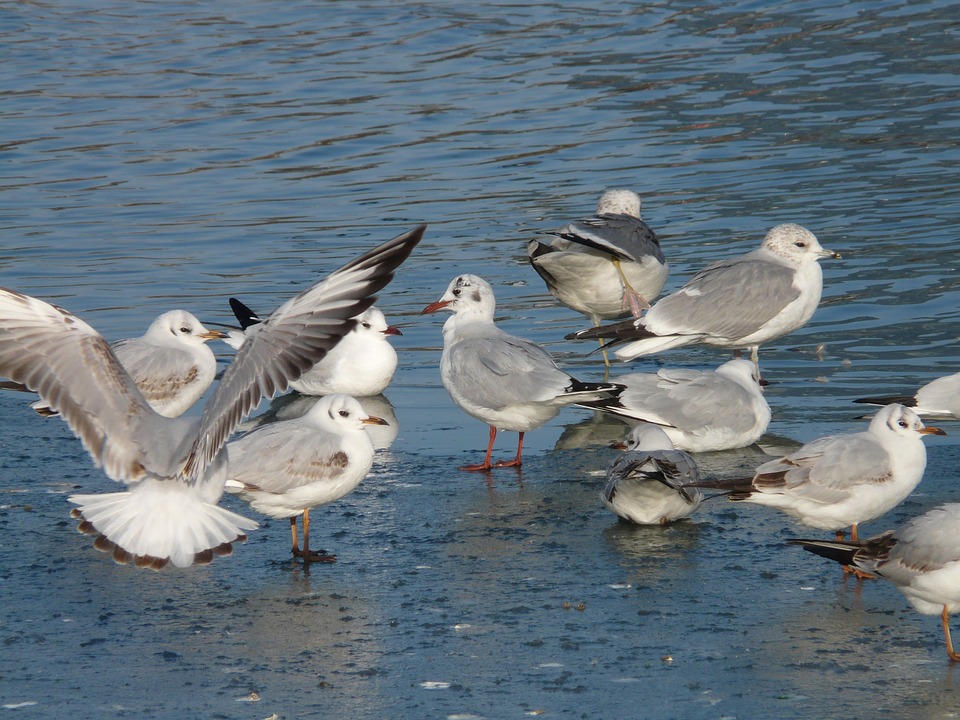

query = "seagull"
[854,370,960,419]
[602,423,703,525]
[577,358,770,452]
[225,299,401,397]
[696,404,944,543]
[421,274,622,472]
[527,189,668,322]
[226,394,387,562]
[790,503,960,663]
[566,223,840,364]
[24,310,227,418]
[0,225,425,569]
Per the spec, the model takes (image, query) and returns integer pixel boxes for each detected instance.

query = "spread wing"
[0,287,175,484]
[181,224,425,481]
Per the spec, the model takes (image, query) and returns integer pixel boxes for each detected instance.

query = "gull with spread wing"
[0,225,424,569]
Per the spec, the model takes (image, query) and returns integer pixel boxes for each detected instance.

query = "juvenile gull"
[0,225,424,569]
[527,189,668,322]
[226,299,401,397]
[19,310,226,418]
[577,358,770,452]
[421,274,622,472]
[566,223,840,363]
[697,404,944,544]
[854,370,960,420]
[790,503,960,662]
[602,423,703,525]
[226,394,387,562]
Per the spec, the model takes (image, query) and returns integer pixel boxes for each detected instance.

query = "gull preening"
[602,423,703,525]
[22,310,226,418]
[578,358,770,452]
[854,369,960,420]
[0,225,424,569]
[527,189,668,323]
[226,299,401,397]
[421,274,622,472]
[697,404,944,542]
[566,223,840,364]
[790,503,960,662]
[226,393,387,562]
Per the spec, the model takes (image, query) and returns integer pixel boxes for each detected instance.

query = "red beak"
[421,299,452,315]
[383,325,402,336]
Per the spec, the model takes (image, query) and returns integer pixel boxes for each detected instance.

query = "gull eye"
[180,326,191,334]
[898,420,908,428]
[338,410,350,418]
[362,322,371,329]
[452,288,461,296]
[794,241,806,248]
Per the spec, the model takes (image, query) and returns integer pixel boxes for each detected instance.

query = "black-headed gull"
[19,310,227,418]
[790,503,960,662]
[226,393,387,562]
[602,423,703,525]
[566,223,840,364]
[527,189,668,323]
[0,225,424,569]
[578,358,770,452]
[421,274,622,472]
[854,370,960,420]
[226,300,400,397]
[697,404,944,544]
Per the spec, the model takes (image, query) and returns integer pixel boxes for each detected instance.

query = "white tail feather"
[69,480,259,569]
[614,335,696,361]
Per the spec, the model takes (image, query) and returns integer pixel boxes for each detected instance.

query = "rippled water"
[3,2,960,718]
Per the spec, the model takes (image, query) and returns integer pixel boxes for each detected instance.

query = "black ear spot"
[471,290,481,303]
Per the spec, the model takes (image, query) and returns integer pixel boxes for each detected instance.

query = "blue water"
[2,1,960,718]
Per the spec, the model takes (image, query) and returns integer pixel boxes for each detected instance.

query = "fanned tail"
[69,481,259,570]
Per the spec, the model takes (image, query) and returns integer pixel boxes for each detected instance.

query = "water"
[2,1,960,717]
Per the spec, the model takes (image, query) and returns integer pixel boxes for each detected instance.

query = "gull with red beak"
[421,274,622,472]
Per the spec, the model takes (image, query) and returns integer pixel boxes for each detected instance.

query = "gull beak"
[421,299,452,315]
[362,415,390,427]
[819,248,842,259]
[920,425,946,436]
[608,440,627,450]
[199,329,229,340]
[383,325,402,336]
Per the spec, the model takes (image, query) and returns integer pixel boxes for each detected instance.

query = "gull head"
[869,403,945,441]
[355,306,401,339]
[762,223,841,264]
[421,274,495,320]
[596,189,642,219]
[716,358,765,393]
[624,422,675,452]
[148,310,228,346]
[306,393,389,433]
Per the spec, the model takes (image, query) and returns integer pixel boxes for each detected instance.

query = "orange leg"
[943,607,960,662]
[290,516,301,556]
[494,432,525,468]
[460,426,498,472]
[850,523,860,542]
[299,508,336,563]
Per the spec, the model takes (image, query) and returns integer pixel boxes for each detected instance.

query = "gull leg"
[840,524,875,579]
[612,258,650,319]
[494,432,524,468]
[942,607,960,662]
[850,523,860,542]
[290,516,301,557]
[300,508,336,563]
[592,316,611,370]
[461,426,497,472]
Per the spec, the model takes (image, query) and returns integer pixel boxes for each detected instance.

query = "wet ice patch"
[420,681,451,690]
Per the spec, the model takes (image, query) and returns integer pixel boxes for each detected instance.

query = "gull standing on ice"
[566,223,840,364]
[578,358,770,452]
[226,299,401,397]
[790,503,960,662]
[19,310,226,418]
[854,370,960,420]
[226,393,387,562]
[602,423,703,525]
[0,225,424,569]
[421,274,622,472]
[527,189,668,322]
[698,404,944,544]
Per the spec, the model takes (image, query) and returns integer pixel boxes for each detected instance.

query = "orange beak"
[421,299,452,315]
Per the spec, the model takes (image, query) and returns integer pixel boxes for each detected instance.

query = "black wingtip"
[852,395,917,407]
[229,297,262,329]
[787,538,860,567]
